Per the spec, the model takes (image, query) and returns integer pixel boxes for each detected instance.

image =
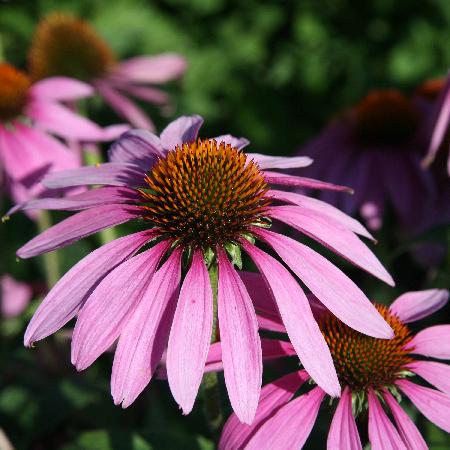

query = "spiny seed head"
[29,12,116,81]
[320,304,414,393]
[140,139,270,249]
[0,64,30,122]
[354,90,420,147]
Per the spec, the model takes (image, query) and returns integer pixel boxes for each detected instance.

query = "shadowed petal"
[250,154,313,170]
[30,77,94,101]
[409,360,450,395]
[167,250,213,414]
[389,289,449,323]
[160,115,203,150]
[217,248,262,424]
[408,325,450,359]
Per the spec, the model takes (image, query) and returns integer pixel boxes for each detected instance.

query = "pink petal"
[111,249,182,407]
[24,230,155,346]
[1,275,32,318]
[268,205,394,286]
[241,240,340,397]
[264,171,353,193]
[389,289,449,323]
[397,379,450,433]
[71,241,169,370]
[159,115,203,150]
[115,84,170,105]
[254,228,393,338]
[246,387,325,450]
[409,360,450,395]
[249,154,313,170]
[114,54,187,84]
[268,189,374,240]
[30,77,94,101]
[382,389,427,450]
[42,163,144,189]
[409,325,450,359]
[219,370,309,450]
[217,248,262,424]
[95,81,154,130]
[17,204,141,258]
[327,387,362,450]
[214,135,249,150]
[166,250,213,414]
[368,390,406,450]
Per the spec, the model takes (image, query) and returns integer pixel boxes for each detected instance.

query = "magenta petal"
[269,205,394,286]
[246,387,325,450]
[159,115,203,150]
[382,390,427,450]
[409,325,450,359]
[29,77,94,101]
[24,230,154,346]
[17,204,141,258]
[71,241,169,370]
[111,249,182,407]
[409,360,450,395]
[217,249,262,424]
[254,228,393,338]
[250,154,313,170]
[1,275,32,318]
[214,134,249,150]
[167,250,213,414]
[389,289,449,323]
[327,387,362,450]
[397,379,450,433]
[268,189,374,240]
[42,163,144,189]
[368,390,406,450]
[241,241,340,397]
[114,84,170,105]
[219,371,309,450]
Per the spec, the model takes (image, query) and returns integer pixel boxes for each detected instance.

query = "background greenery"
[0,0,449,449]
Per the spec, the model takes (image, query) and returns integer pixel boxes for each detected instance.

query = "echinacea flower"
[218,284,450,449]
[297,89,439,231]
[1,274,32,318]
[14,115,394,423]
[29,12,187,131]
[0,63,126,207]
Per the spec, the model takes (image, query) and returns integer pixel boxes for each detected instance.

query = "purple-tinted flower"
[218,283,450,449]
[0,63,126,208]
[297,89,445,231]
[29,12,187,131]
[15,115,394,423]
[1,274,32,318]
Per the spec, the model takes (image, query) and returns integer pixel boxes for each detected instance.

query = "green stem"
[37,211,60,288]
[203,262,223,435]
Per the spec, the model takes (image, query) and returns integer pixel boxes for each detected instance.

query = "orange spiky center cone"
[0,64,30,122]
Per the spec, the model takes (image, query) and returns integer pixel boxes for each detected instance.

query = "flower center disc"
[354,90,420,147]
[415,78,445,101]
[140,139,270,249]
[320,304,414,392]
[29,12,116,81]
[0,64,30,122]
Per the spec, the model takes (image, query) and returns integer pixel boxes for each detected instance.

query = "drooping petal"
[71,241,169,370]
[111,249,182,408]
[166,250,213,414]
[241,240,340,397]
[408,325,450,359]
[113,83,170,105]
[29,77,94,101]
[114,54,187,84]
[254,228,393,338]
[245,387,325,450]
[367,390,406,450]
[327,387,362,450]
[268,189,374,240]
[389,289,449,323]
[219,371,309,450]
[268,205,394,286]
[159,115,203,150]
[24,230,155,346]
[42,163,144,189]
[1,275,32,318]
[17,204,141,258]
[217,248,262,424]
[382,389,427,450]
[396,379,450,433]
[214,134,249,150]
[249,154,313,170]
[409,360,450,395]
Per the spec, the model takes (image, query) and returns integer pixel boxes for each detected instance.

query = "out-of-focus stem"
[36,211,60,288]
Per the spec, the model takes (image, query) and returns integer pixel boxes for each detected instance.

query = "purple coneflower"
[218,283,450,449]
[0,63,124,206]
[1,274,32,318]
[15,115,394,423]
[28,12,187,131]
